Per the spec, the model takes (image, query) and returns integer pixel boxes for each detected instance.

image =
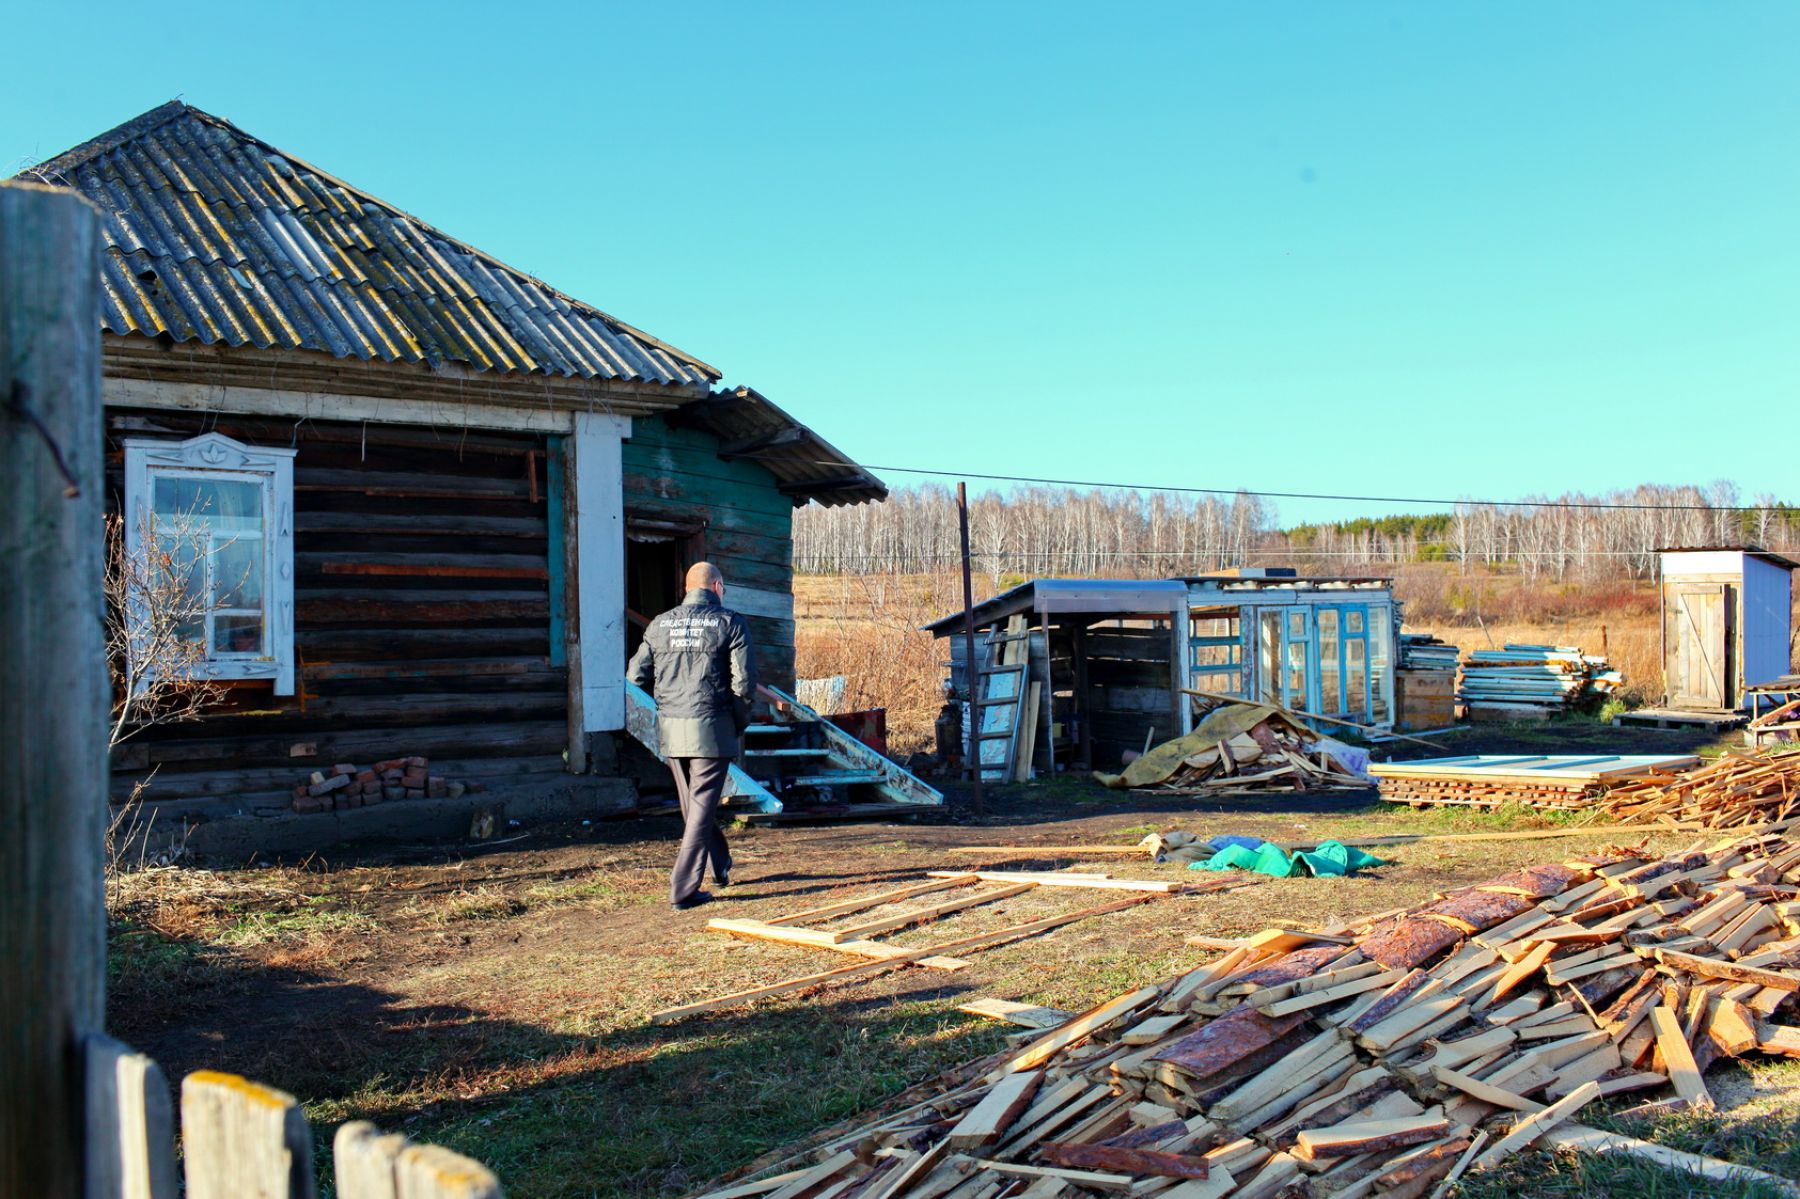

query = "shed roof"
[921,579,1188,636]
[1657,546,1800,572]
[25,102,717,387]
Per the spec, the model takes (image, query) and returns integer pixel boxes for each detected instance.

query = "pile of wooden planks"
[695,835,1800,1199]
[1747,700,1800,750]
[1601,750,1800,829]
[650,870,1265,1024]
[1138,722,1366,797]
[1371,754,1697,812]
[1459,644,1621,718]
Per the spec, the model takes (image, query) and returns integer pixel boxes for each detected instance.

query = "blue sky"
[5,2,1795,524]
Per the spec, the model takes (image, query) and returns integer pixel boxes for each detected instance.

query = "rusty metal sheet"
[1150,1003,1311,1082]
[1358,918,1464,970]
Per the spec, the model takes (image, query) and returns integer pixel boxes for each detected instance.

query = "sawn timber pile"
[703,836,1800,1199]
[1600,750,1800,830]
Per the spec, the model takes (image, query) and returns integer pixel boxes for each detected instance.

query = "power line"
[751,453,1789,514]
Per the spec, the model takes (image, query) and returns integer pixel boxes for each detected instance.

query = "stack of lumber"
[1601,751,1800,830]
[699,836,1800,1199]
[1398,635,1460,672]
[1371,754,1697,812]
[1459,644,1622,717]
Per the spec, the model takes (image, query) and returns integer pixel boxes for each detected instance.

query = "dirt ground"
[107,720,1800,1198]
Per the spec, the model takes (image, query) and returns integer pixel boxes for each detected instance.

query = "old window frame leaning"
[122,433,298,695]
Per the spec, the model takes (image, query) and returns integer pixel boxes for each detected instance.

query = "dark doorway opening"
[625,515,704,661]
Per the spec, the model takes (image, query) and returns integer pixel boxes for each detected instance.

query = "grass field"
[106,721,1800,1198]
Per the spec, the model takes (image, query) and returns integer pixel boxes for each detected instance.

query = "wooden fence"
[87,1033,500,1198]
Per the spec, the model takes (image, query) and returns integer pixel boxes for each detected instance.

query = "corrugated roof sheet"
[690,386,886,507]
[24,102,718,387]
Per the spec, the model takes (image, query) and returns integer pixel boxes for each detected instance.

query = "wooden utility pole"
[0,180,107,1197]
[957,482,983,815]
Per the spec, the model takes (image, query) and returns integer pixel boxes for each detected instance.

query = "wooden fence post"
[0,179,107,1198]
[180,1072,315,1199]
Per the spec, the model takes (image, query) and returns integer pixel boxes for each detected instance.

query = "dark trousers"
[669,757,733,904]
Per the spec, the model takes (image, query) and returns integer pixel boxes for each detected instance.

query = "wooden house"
[27,102,893,828]
[1657,547,1796,712]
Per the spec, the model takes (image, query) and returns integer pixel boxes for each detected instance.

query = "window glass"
[1288,611,1306,639]
[1347,609,1364,635]
[1369,607,1392,723]
[1318,609,1340,713]
[214,537,264,609]
[1346,637,1367,719]
[152,476,262,532]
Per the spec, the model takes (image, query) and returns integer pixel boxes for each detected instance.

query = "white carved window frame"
[122,433,297,695]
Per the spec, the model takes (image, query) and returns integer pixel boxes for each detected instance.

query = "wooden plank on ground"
[996,986,1162,1076]
[1542,1125,1800,1197]
[1037,1143,1209,1179]
[1650,1006,1714,1109]
[956,999,1072,1030]
[947,1071,1042,1150]
[828,883,1036,943]
[926,871,1185,893]
[764,876,980,926]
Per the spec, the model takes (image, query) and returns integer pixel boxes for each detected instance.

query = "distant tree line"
[794,480,1800,581]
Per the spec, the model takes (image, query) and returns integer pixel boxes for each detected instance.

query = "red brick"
[401,768,427,787]
[405,756,427,768]
[383,785,405,801]
[309,774,351,797]
[355,770,377,784]
[294,795,325,814]
[405,788,425,800]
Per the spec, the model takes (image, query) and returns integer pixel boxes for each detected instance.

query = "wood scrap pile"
[701,836,1800,1199]
[1370,754,1697,813]
[1459,644,1622,718]
[1146,727,1368,796]
[1601,750,1800,829]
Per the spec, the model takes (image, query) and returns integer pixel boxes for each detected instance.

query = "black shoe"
[672,892,713,911]
[713,872,731,888]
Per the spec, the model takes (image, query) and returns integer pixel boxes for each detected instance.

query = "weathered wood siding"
[105,409,567,809]
[622,415,797,689]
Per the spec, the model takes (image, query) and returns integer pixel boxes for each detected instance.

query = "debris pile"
[1748,699,1800,750]
[1458,644,1622,717]
[1099,700,1368,796]
[1601,751,1800,830]
[704,835,1800,1199]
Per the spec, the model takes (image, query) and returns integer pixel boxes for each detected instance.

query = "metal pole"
[957,482,984,815]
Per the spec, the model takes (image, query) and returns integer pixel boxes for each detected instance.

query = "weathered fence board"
[85,1034,179,1199]
[180,1072,316,1199]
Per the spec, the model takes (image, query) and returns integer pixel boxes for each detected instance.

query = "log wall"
[105,408,567,810]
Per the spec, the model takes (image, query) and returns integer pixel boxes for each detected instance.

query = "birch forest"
[794,481,1800,581]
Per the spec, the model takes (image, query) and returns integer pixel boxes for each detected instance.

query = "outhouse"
[1658,547,1796,711]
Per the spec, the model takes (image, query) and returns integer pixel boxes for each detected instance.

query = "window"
[123,434,297,694]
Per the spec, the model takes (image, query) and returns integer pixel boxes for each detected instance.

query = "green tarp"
[1193,839,1386,878]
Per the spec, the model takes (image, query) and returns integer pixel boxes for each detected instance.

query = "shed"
[923,571,1402,777]
[24,102,899,830]
[922,580,1191,777]
[1658,547,1797,711]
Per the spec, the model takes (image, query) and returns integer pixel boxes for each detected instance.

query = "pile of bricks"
[291,756,475,814]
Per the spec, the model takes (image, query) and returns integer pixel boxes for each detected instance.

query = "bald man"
[627,562,757,910]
